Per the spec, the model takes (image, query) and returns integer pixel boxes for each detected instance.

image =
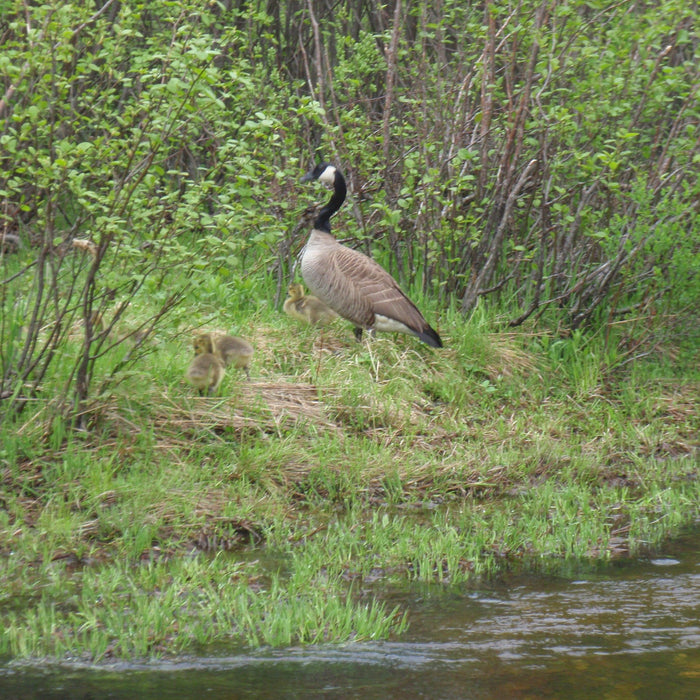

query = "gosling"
[193,332,254,378]
[186,353,225,396]
[283,283,339,326]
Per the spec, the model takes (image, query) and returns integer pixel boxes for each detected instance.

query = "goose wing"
[321,243,431,333]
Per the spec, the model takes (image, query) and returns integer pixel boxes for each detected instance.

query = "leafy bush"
[1,0,697,422]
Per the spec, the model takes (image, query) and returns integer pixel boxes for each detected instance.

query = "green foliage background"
[1,0,698,413]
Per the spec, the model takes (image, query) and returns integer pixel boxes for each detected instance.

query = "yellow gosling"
[283,283,339,326]
[194,332,254,378]
[186,352,225,396]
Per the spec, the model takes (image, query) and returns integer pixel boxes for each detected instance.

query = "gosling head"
[287,283,305,301]
[193,332,214,356]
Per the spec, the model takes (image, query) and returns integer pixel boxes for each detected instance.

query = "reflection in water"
[1,532,698,699]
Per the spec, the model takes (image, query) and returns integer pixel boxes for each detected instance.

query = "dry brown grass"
[483,332,538,379]
[150,380,342,446]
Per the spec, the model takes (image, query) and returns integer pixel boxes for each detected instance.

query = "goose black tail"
[417,326,443,348]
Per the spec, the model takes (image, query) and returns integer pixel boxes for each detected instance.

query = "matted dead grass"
[484,332,538,379]
[149,380,342,446]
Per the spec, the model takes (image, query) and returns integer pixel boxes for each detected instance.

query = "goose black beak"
[300,171,315,183]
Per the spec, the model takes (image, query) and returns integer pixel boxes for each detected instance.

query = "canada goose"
[283,282,339,326]
[193,332,254,378]
[300,163,442,348]
[186,353,225,396]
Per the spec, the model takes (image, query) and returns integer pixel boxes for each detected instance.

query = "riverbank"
[1,310,698,660]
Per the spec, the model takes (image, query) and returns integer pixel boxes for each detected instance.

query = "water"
[2,532,698,699]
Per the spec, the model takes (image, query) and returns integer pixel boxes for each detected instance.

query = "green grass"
[0,551,408,659]
[1,285,698,661]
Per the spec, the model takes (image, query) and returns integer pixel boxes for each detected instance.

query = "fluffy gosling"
[283,283,339,326]
[194,332,254,378]
[186,352,225,396]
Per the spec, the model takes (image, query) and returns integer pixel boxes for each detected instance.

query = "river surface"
[1,530,698,699]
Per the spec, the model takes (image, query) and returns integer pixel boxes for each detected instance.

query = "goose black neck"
[314,170,346,233]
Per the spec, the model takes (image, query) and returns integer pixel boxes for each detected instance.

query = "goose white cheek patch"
[319,165,337,186]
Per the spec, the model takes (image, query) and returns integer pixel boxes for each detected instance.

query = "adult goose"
[300,163,442,348]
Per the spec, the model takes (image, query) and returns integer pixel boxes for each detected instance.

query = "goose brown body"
[300,163,442,348]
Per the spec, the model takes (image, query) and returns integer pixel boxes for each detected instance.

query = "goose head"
[301,163,346,232]
[300,162,338,188]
